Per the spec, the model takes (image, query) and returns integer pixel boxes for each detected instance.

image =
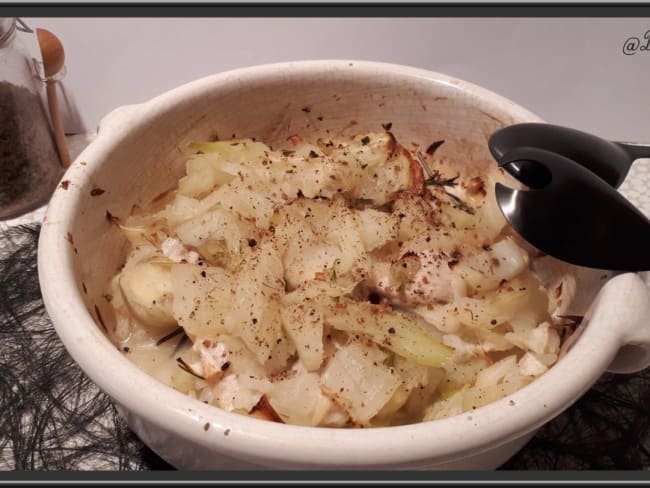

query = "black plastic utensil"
[489,123,650,188]
[495,146,650,271]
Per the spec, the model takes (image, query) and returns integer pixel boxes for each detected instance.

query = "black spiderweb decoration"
[502,371,650,469]
[0,224,171,470]
[0,223,648,470]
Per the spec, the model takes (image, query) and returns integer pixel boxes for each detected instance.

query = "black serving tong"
[489,123,650,188]
[487,124,650,272]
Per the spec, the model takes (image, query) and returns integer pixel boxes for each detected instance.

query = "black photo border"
[1,1,650,485]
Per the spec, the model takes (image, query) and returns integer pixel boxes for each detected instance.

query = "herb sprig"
[424,170,460,188]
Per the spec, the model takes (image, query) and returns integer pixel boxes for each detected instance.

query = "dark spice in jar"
[0,81,62,219]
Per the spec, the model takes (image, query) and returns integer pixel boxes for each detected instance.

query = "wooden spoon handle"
[45,81,71,168]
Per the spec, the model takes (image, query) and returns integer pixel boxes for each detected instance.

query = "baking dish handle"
[96,103,144,135]
[605,272,650,374]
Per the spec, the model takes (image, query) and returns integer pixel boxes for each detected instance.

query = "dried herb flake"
[426,140,445,156]
[156,326,186,346]
[176,357,205,380]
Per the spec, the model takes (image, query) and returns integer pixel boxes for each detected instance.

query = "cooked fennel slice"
[320,341,400,426]
[280,303,325,372]
[322,297,452,368]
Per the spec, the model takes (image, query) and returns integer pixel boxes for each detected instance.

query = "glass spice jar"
[0,18,63,220]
